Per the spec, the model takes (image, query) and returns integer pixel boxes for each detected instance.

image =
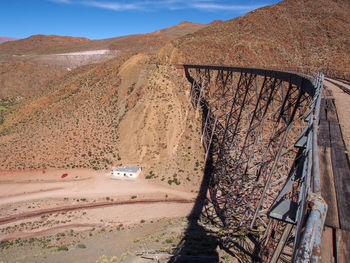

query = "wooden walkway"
[319,81,350,263]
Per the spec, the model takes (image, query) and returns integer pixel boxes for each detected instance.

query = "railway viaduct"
[170,65,331,262]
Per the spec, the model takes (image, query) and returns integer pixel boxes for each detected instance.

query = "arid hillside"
[0,22,207,56]
[0,37,18,44]
[2,0,349,192]
[50,21,207,55]
[0,61,67,99]
[0,54,204,191]
[151,21,206,37]
[0,21,210,191]
[159,0,350,76]
[0,35,89,55]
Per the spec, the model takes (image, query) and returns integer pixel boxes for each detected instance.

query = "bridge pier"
[174,65,325,262]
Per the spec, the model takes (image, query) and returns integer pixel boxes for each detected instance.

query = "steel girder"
[182,65,324,262]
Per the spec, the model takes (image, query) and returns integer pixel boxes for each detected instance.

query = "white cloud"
[49,0,71,3]
[83,1,140,10]
[191,3,266,11]
[48,0,269,12]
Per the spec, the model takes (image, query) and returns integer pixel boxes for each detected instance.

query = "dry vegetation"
[1,0,349,192]
[159,0,350,76]
[0,53,204,190]
[1,0,350,261]
[0,22,207,56]
[0,20,210,191]
[0,61,67,99]
[0,35,89,55]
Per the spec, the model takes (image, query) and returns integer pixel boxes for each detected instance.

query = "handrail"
[295,73,327,263]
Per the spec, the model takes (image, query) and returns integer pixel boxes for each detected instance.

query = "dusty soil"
[31,49,121,69]
[0,55,205,193]
[0,169,200,262]
[0,53,206,263]
[0,216,189,263]
[0,169,196,237]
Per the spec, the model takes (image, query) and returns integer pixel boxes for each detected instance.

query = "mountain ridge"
[0,35,90,55]
[0,21,208,56]
[1,0,349,185]
[159,0,350,76]
[0,37,19,44]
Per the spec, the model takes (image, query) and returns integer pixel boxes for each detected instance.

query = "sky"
[1,0,281,40]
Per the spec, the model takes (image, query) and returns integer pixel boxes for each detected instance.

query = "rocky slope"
[1,0,349,193]
[0,21,210,191]
[0,54,204,190]
[0,35,89,55]
[0,37,18,44]
[159,0,350,76]
[0,61,67,99]
[0,22,207,56]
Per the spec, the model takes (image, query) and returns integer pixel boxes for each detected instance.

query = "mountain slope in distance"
[0,35,90,55]
[160,0,350,75]
[0,37,19,44]
[0,21,207,56]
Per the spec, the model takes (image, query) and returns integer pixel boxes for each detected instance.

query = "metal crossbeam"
[182,65,326,263]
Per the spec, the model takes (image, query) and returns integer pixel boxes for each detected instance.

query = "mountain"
[1,0,349,191]
[0,61,66,99]
[0,35,90,55]
[40,21,208,55]
[0,54,204,191]
[159,0,350,76]
[0,22,207,56]
[150,21,207,37]
[0,37,19,44]
[0,21,209,99]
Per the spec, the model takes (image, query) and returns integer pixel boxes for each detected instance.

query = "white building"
[111,166,142,180]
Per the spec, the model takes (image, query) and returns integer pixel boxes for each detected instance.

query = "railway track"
[325,78,350,95]
[0,198,194,225]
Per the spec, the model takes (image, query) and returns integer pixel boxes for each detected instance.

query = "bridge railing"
[181,65,327,262]
[294,72,327,262]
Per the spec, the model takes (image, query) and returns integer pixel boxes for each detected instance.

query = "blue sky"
[1,0,281,39]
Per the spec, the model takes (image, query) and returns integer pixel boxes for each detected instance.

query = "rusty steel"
[181,65,325,262]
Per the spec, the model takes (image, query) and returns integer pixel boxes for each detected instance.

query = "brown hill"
[0,22,207,56]
[0,61,67,99]
[151,21,207,37]
[3,0,349,194]
[0,35,89,55]
[0,37,19,44]
[159,0,350,76]
[0,54,204,191]
[207,20,224,26]
[35,21,208,55]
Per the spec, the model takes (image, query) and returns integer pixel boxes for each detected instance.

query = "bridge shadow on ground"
[168,68,261,263]
[168,150,261,263]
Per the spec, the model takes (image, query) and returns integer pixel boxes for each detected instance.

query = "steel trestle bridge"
[172,65,326,262]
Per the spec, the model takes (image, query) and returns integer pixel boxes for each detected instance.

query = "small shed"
[111,166,141,180]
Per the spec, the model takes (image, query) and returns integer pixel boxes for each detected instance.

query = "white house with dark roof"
[111,166,141,180]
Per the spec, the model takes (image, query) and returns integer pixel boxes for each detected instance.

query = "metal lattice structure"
[179,65,326,262]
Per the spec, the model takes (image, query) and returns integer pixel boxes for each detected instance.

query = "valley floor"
[0,169,197,263]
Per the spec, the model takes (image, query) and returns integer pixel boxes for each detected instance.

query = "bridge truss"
[182,65,326,262]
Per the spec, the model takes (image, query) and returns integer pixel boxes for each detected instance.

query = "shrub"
[57,245,68,251]
[77,243,86,249]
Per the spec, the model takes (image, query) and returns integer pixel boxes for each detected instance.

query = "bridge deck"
[320,80,350,263]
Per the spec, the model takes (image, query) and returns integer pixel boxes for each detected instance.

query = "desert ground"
[0,169,198,263]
